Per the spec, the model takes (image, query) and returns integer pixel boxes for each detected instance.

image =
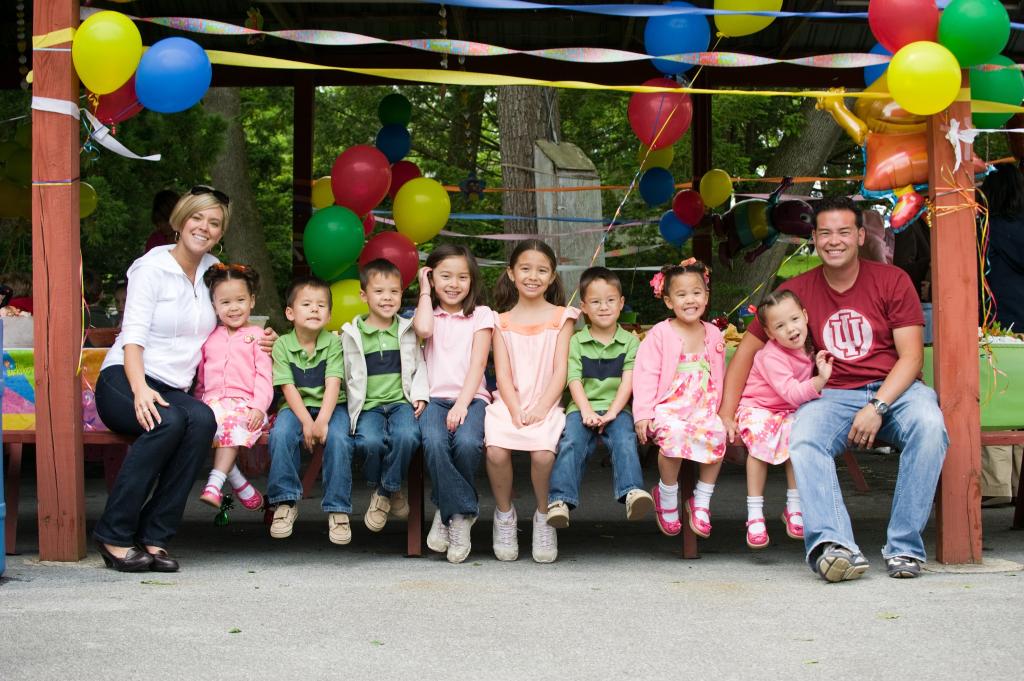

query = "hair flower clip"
[649,271,665,298]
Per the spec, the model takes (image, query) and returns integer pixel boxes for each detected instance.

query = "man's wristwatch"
[869,398,890,416]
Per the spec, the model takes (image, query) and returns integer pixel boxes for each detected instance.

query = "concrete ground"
[2,453,1023,680]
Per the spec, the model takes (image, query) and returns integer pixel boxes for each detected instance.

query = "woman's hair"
[493,239,566,312]
[424,244,485,315]
[203,263,260,299]
[660,259,711,296]
[169,190,232,235]
[151,189,180,227]
[980,163,1024,219]
[756,288,813,354]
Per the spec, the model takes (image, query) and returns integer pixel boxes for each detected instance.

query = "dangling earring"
[213,242,225,257]
[173,230,180,242]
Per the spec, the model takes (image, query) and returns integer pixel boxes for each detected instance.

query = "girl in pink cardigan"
[734,290,831,549]
[194,264,273,511]
[633,259,727,538]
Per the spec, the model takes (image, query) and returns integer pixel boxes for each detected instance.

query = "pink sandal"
[233,482,265,511]
[199,485,223,509]
[781,510,804,539]
[745,518,769,549]
[651,486,681,537]
[685,497,712,538]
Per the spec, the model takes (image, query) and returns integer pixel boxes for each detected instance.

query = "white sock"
[205,469,227,491]
[692,481,715,523]
[746,496,766,533]
[227,466,257,500]
[658,481,679,523]
[534,511,547,523]
[495,507,515,522]
[226,465,247,488]
[786,489,803,526]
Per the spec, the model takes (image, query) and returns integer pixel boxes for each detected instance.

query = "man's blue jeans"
[267,407,354,513]
[420,398,486,523]
[549,410,645,508]
[789,381,948,568]
[354,402,421,496]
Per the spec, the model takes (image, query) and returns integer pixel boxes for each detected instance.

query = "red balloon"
[331,145,391,216]
[627,78,693,150]
[90,75,144,126]
[672,190,705,226]
[359,231,418,288]
[361,213,375,236]
[868,0,939,53]
[388,160,422,200]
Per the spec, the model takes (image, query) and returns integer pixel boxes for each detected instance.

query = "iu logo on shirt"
[822,309,873,360]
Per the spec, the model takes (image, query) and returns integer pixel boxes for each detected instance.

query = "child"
[547,267,653,531]
[633,259,727,539]
[734,290,832,549]
[195,263,273,512]
[485,239,579,563]
[413,245,494,564]
[341,259,428,533]
[266,276,354,545]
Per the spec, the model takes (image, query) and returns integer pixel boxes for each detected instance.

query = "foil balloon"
[712,178,813,267]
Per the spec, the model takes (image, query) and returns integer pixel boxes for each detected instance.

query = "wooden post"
[32,0,85,561]
[292,73,314,278]
[690,93,713,266]
[927,73,982,564]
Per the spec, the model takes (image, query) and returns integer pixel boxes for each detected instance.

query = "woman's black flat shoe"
[147,548,180,573]
[97,542,154,572]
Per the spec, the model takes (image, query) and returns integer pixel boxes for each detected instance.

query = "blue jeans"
[354,402,421,495]
[789,381,948,568]
[420,398,486,523]
[267,407,354,513]
[549,410,645,508]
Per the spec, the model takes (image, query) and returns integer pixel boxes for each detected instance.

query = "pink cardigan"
[739,339,820,412]
[632,320,726,422]
[194,325,274,413]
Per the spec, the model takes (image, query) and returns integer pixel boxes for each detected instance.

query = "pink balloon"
[359,231,418,288]
[868,0,939,53]
[388,160,422,200]
[672,190,705,226]
[361,213,375,236]
[90,75,144,126]
[627,78,693,150]
[331,145,392,216]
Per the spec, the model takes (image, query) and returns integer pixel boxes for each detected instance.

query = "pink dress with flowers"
[651,350,727,463]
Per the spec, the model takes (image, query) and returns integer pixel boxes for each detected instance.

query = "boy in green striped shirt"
[546,267,654,529]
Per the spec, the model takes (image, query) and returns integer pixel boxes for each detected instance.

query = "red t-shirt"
[748,261,924,389]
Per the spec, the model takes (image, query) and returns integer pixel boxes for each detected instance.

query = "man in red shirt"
[721,197,948,582]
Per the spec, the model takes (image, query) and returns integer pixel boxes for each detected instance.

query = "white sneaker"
[492,507,519,561]
[532,512,558,563]
[447,514,476,564]
[546,500,570,528]
[426,510,449,553]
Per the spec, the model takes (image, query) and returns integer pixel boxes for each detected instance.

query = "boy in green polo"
[267,276,356,546]
[546,267,653,530]
[340,259,428,533]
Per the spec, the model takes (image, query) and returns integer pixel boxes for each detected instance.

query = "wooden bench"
[2,429,425,557]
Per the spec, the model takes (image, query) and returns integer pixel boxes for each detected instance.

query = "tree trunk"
[204,87,286,330]
[448,86,486,173]
[497,86,561,236]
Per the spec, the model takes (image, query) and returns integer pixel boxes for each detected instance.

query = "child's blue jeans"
[354,402,421,496]
[549,410,645,509]
[420,398,486,523]
[267,407,354,513]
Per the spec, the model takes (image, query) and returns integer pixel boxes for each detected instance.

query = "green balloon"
[302,205,366,281]
[378,93,412,126]
[972,55,1024,129]
[336,262,360,281]
[938,0,1009,68]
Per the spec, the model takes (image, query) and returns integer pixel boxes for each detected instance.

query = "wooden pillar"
[292,74,314,278]
[32,0,85,561]
[690,92,713,265]
[927,73,982,564]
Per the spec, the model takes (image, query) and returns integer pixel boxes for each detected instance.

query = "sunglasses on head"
[189,184,230,205]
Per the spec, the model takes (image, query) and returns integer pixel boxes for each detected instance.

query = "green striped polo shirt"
[566,324,639,414]
[271,329,345,409]
[357,315,405,410]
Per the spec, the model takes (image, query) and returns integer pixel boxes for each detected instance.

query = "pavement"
[2,453,1023,680]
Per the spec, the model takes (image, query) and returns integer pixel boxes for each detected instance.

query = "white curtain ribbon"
[30,96,162,162]
[946,118,980,173]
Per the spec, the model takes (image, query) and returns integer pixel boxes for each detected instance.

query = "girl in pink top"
[412,245,494,564]
[734,290,832,549]
[634,259,726,540]
[485,239,579,563]
[194,264,273,512]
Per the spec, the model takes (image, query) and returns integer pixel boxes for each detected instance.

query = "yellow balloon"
[80,182,98,219]
[887,41,962,116]
[714,1,782,38]
[637,144,675,171]
[393,177,451,244]
[327,279,368,332]
[699,169,733,209]
[72,11,143,95]
[311,176,334,209]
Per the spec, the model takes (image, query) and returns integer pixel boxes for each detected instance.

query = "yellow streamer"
[33,27,75,48]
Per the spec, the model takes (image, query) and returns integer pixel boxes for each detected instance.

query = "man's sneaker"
[546,500,570,528]
[532,512,558,563]
[364,491,391,532]
[269,504,298,539]
[625,489,654,520]
[814,543,869,583]
[328,512,352,545]
[492,507,519,561]
[886,555,922,579]
[389,490,410,520]
[426,510,449,553]
[447,514,476,564]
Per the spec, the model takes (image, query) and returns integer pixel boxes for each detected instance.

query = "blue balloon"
[864,43,892,88]
[659,210,694,248]
[135,37,212,114]
[639,167,675,207]
[643,1,710,76]
[375,124,411,163]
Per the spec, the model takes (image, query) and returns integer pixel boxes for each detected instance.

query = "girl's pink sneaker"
[781,510,804,539]
[685,497,712,538]
[199,485,223,509]
[652,486,681,536]
[745,518,769,549]
[233,482,264,511]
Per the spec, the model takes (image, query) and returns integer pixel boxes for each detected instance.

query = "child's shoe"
[492,507,519,561]
[328,512,352,545]
[545,500,570,528]
[270,504,298,539]
[685,496,712,538]
[652,486,681,536]
[532,512,558,563]
[199,485,223,509]
[364,491,391,532]
[232,481,264,511]
[427,510,450,553]
[781,509,804,540]
[625,489,654,520]
[447,514,475,564]
[389,489,410,520]
[745,518,769,550]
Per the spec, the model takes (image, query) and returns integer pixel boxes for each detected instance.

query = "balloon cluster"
[0,125,98,219]
[304,94,451,329]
